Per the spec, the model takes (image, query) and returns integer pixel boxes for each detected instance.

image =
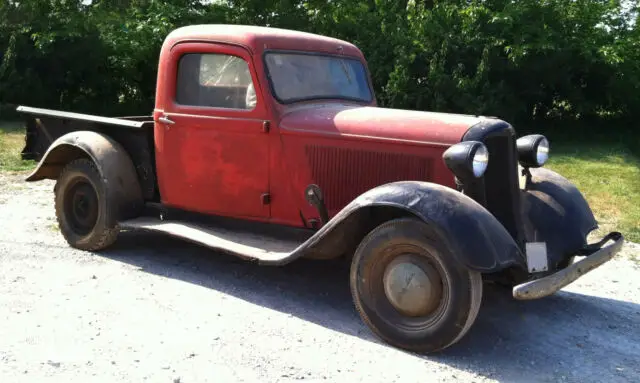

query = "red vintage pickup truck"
[16,24,623,353]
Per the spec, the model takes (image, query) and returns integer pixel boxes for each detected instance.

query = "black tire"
[350,217,483,353]
[54,158,120,251]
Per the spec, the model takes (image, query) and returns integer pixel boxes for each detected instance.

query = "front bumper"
[512,232,624,300]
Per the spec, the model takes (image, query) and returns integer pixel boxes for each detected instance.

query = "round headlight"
[443,141,489,182]
[516,134,550,168]
[536,137,549,166]
[472,144,489,177]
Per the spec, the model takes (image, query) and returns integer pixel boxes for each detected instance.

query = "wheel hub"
[383,255,443,317]
[65,181,98,236]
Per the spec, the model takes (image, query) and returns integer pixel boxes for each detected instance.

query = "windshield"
[264,52,373,104]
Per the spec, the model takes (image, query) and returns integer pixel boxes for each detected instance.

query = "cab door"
[154,42,271,219]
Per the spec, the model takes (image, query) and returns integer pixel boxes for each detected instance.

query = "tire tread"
[350,217,483,353]
[54,158,119,251]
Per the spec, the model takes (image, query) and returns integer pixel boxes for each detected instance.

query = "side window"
[176,53,257,110]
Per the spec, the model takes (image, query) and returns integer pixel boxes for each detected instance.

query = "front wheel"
[350,217,483,353]
[54,158,120,251]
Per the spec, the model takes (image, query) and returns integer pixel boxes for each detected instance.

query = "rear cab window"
[176,53,257,110]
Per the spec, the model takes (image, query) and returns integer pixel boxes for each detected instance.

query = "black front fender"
[521,167,598,268]
[130,181,525,271]
[303,181,525,272]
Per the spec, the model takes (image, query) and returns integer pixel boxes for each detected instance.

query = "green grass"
[0,121,36,172]
[0,120,638,242]
[546,142,640,243]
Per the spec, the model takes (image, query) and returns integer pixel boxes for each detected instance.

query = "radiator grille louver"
[305,145,433,211]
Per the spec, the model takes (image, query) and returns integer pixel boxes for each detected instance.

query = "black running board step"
[118,217,306,264]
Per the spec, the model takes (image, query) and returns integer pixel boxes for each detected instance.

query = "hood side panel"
[305,145,433,213]
[278,131,458,223]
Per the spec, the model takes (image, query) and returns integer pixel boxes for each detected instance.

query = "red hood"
[279,103,486,146]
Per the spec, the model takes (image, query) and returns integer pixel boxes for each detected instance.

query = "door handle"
[157,115,175,125]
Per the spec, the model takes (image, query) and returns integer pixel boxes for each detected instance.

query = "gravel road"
[1,173,639,383]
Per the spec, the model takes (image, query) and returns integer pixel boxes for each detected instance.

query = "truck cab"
[153,25,483,229]
[16,24,624,355]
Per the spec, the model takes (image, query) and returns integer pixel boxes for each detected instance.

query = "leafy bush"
[1,0,638,132]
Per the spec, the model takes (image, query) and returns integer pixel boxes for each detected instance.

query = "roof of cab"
[163,24,365,59]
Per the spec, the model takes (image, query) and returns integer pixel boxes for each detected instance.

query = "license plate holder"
[526,242,548,273]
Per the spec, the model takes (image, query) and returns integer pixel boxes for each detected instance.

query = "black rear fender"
[26,131,144,220]
[306,181,524,273]
[17,107,158,201]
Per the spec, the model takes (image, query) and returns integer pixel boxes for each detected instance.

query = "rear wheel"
[350,217,483,353]
[55,158,120,251]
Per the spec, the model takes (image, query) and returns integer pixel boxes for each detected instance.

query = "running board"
[118,217,308,265]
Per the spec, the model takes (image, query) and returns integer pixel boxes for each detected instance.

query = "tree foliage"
[1,0,638,130]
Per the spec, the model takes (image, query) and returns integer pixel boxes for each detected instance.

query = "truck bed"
[16,105,159,201]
